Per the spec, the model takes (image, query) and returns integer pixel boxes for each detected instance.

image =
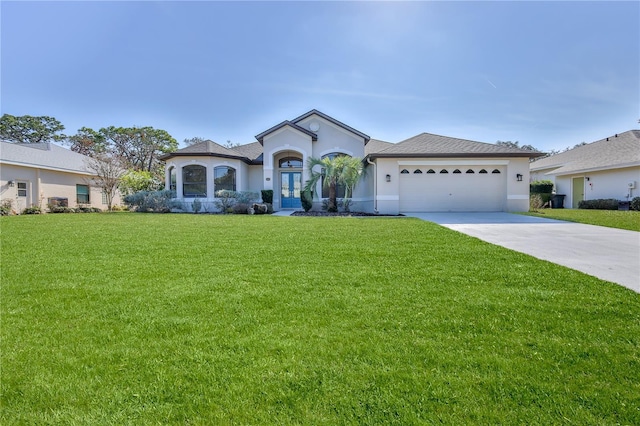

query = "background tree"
[496,140,539,151]
[184,136,206,146]
[119,170,162,196]
[84,154,126,211]
[100,126,177,174]
[0,114,66,144]
[67,127,107,156]
[304,155,364,212]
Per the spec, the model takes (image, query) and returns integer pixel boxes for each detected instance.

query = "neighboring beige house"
[162,109,543,214]
[530,130,640,208]
[0,141,120,212]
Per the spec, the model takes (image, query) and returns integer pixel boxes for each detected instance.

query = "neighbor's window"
[183,165,207,197]
[214,166,236,192]
[17,182,27,197]
[102,190,108,205]
[76,184,90,204]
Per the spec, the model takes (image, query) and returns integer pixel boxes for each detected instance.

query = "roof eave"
[366,152,543,160]
[159,152,254,164]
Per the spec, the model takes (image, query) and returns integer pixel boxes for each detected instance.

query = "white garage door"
[399,166,506,212]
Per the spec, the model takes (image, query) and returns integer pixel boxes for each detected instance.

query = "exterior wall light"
[8,180,15,187]
[516,174,523,182]
[386,174,391,182]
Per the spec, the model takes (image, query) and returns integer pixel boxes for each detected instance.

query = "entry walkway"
[405,212,640,293]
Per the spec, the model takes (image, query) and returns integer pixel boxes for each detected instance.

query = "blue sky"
[2,1,638,151]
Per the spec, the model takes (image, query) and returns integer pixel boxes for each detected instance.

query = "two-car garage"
[398,165,507,212]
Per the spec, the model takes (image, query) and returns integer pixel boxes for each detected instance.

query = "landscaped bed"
[1,213,639,424]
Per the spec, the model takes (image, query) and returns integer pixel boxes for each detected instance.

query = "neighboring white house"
[0,141,120,212]
[530,130,640,208]
[162,109,543,214]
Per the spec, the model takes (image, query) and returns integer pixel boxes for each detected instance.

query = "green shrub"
[630,197,640,211]
[578,199,619,210]
[301,189,313,212]
[237,191,259,204]
[22,206,43,215]
[530,180,554,194]
[214,190,237,213]
[49,206,76,214]
[232,202,251,214]
[123,190,180,213]
[191,198,202,213]
[529,194,543,212]
[0,199,13,216]
[261,190,273,204]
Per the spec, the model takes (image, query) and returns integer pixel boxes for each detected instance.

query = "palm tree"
[304,155,364,212]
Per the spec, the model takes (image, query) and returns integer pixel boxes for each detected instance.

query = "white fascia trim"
[376,195,399,201]
[547,162,640,176]
[397,160,510,166]
[507,195,529,200]
[0,160,93,176]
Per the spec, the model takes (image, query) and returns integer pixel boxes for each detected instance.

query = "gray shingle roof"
[530,130,640,175]
[367,132,544,159]
[365,139,394,156]
[0,142,93,174]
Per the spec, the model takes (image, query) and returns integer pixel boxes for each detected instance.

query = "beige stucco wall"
[553,167,640,207]
[1,163,119,212]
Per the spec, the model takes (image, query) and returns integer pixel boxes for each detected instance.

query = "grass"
[1,213,639,425]
[522,208,640,232]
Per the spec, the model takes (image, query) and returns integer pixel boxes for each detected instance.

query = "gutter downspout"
[367,157,378,214]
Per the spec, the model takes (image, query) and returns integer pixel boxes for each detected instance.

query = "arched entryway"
[278,155,303,209]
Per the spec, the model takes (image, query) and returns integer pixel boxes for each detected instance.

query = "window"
[413,169,423,174]
[453,169,461,174]
[440,169,449,174]
[183,165,207,197]
[76,184,90,204]
[102,190,108,205]
[427,169,436,174]
[321,152,347,199]
[466,169,475,174]
[214,166,236,193]
[479,169,488,174]
[17,182,27,197]
[279,157,303,168]
[169,166,177,191]
[400,169,409,174]
[492,169,501,174]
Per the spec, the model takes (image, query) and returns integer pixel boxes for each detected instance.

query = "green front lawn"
[523,209,640,232]
[1,214,639,424]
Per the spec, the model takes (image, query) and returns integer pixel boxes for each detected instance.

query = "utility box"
[619,201,630,211]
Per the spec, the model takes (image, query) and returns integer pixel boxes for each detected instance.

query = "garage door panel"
[399,167,506,212]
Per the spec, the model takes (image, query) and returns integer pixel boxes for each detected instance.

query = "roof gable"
[367,133,544,159]
[530,130,640,174]
[292,109,370,143]
[255,120,318,145]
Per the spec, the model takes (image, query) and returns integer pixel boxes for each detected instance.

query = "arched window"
[321,152,348,199]
[427,169,436,174]
[279,157,303,168]
[466,169,475,174]
[214,166,236,193]
[440,169,449,174]
[183,165,207,197]
[413,169,423,174]
[400,169,410,174]
[453,169,461,174]
[492,169,501,174]
[479,169,488,174]
[169,166,177,191]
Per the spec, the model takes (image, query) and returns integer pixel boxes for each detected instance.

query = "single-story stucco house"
[530,130,640,208]
[0,141,120,212]
[161,109,544,214]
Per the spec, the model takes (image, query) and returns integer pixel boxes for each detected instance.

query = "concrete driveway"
[405,212,640,293]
